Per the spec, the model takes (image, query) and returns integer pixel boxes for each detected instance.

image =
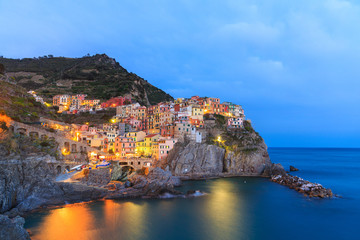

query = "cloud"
[248,57,283,71]
[217,21,280,45]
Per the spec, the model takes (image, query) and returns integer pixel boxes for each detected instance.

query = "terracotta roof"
[145,134,158,138]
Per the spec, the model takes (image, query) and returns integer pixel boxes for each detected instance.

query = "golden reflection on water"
[204,179,245,239]
[31,203,96,240]
[31,200,148,240]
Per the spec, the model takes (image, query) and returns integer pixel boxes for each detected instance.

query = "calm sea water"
[25,148,360,240]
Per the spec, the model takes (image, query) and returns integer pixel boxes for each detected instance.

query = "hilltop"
[0,54,173,106]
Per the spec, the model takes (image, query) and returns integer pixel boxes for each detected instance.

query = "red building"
[174,104,181,112]
[101,96,131,108]
[160,125,175,137]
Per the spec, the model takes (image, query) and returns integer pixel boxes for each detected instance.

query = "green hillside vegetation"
[0,54,173,105]
[207,114,264,154]
[0,80,58,122]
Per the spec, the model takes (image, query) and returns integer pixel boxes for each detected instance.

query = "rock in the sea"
[271,174,333,198]
[0,215,30,240]
[263,163,287,177]
[290,165,299,172]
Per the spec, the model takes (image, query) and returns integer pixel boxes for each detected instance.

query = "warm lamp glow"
[62,148,70,156]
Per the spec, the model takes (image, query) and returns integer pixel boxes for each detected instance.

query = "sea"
[24,148,360,240]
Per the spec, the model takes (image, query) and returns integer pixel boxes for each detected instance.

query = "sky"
[1,0,360,147]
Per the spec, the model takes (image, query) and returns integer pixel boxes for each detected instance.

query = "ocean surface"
[25,148,360,240]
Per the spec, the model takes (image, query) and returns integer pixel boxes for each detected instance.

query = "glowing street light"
[62,148,70,156]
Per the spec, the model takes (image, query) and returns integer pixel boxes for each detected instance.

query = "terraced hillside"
[0,54,173,105]
[0,80,58,123]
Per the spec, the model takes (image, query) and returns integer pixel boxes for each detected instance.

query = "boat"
[95,161,111,169]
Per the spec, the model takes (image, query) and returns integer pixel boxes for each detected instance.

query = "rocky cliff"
[0,129,184,238]
[0,54,173,105]
[162,117,280,179]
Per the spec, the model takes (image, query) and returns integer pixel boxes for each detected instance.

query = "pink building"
[129,117,143,131]
[79,125,89,131]
[115,136,136,157]
[157,138,178,160]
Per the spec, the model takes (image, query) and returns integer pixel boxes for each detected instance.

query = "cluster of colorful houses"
[45,95,245,161]
[52,94,132,114]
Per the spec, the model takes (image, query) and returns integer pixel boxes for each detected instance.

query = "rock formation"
[106,167,182,199]
[162,119,275,179]
[271,174,333,198]
[165,142,225,178]
[0,215,30,240]
[290,165,299,171]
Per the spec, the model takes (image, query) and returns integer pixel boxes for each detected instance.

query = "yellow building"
[136,134,160,157]
[191,105,204,120]
[125,131,146,142]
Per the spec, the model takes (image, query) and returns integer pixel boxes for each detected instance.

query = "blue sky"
[1,0,359,147]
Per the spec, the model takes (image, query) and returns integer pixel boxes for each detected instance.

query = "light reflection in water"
[30,200,149,240]
[203,179,246,240]
[31,203,96,240]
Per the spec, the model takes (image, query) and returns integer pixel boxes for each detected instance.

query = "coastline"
[19,170,334,217]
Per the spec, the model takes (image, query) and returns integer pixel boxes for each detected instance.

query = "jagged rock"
[163,119,273,178]
[224,147,271,176]
[111,165,123,181]
[164,141,272,178]
[111,165,133,181]
[0,214,30,240]
[165,142,225,177]
[80,168,111,186]
[271,174,333,198]
[56,182,108,201]
[290,165,299,172]
[263,163,287,177]
[106,167,182,199]
[0,155,61,214]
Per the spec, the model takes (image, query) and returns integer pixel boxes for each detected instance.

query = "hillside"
[0,54,173,105]
[0,80,58,123]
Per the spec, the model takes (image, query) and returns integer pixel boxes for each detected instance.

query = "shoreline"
[21,171,334,218]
